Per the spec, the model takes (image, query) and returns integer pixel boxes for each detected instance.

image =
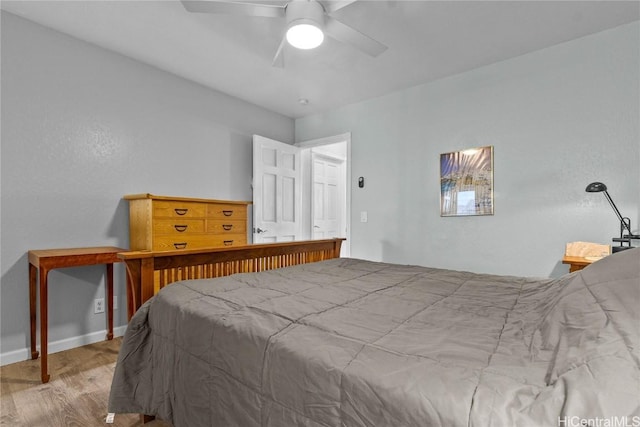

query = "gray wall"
[296,22,640,278]
[0,12,294,362]
[2,11,639,364]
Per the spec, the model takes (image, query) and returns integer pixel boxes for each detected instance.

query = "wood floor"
[0,338,171,426]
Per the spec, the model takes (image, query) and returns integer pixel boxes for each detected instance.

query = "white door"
[296,133,351,257]
[252,135,302,243]
[312,153,344,239]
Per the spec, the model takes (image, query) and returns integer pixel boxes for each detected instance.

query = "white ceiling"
[2,1,639,118]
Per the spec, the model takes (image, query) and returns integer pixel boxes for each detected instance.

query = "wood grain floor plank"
[0,338,170,427]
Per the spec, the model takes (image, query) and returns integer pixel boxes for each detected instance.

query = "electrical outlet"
[113,296,118,310]
[94,298,105,314]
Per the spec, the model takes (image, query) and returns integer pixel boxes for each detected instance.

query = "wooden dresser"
[124,194,250,251]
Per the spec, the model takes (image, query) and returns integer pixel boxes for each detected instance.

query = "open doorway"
[252,133,351,257]
[297,133,351,257]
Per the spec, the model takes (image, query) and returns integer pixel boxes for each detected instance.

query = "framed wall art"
[440,146,494,216]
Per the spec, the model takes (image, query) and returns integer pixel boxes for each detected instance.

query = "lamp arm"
[603,190,634,235]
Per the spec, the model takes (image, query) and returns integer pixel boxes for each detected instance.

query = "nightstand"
[562,255,598,273]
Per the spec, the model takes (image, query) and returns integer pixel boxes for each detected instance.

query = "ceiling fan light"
[286,23,324,50]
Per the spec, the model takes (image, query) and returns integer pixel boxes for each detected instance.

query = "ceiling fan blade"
[318,0,358,13]
[324,16,387,57]
[180,0,285,18]
[272,34,287,68]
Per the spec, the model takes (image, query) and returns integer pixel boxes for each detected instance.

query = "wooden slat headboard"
[118,238,345,319]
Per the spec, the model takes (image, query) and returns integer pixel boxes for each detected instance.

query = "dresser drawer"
[206,219,246,234]
[153,201,206,218]
[153,219,205,235]
[153,234,247,251]
[206,204,247,220]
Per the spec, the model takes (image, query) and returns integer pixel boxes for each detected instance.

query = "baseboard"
[0,325,128,366]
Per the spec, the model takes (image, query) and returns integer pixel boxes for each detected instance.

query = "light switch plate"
[360,211,368,223]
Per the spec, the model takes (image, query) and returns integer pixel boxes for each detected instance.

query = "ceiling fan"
[180,0,388,67]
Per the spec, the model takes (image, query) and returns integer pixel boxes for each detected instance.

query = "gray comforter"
[109,248,640,426]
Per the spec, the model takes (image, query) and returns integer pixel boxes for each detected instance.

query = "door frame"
[296,133,351,257]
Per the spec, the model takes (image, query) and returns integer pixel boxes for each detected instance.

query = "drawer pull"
[174,225,188,232]
[223,240,234,246]
[222,210,233,217]
[174,208,188,216]
[222,224,233,231]
[173,242,187,249]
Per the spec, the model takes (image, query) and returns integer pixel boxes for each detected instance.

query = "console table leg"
[29,263,39,360]
[39,267,50,383]
[106,263,114,340]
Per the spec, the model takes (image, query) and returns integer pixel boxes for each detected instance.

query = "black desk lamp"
[585,182,640,252]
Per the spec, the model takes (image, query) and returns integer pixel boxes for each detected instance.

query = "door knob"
[255,227,268,234]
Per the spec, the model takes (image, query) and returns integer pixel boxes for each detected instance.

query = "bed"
[109,243,640,426]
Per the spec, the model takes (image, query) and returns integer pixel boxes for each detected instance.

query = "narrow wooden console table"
[28,246,126,383]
